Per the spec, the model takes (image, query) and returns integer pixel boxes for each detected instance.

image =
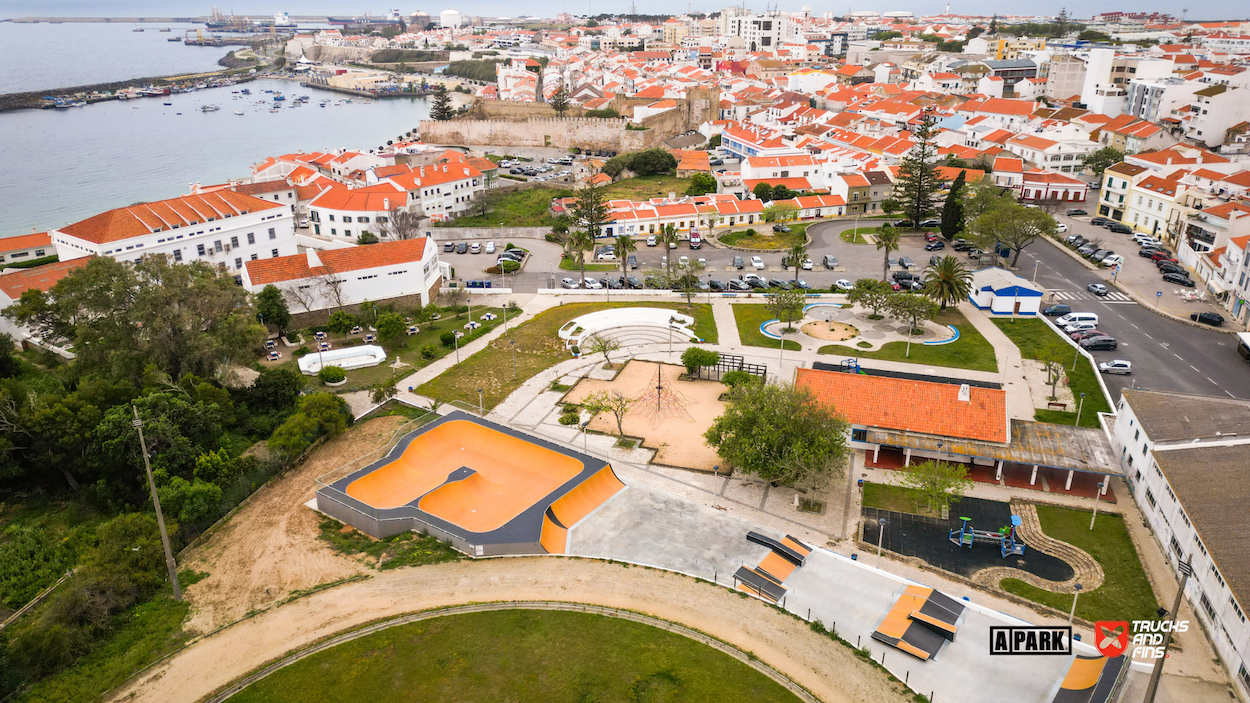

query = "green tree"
[766,288,806,332]
[886,294,939,355]
[327,310,356,335]
[763,203,799,222]
[5,256,262,382]
[568,229,595,286]
[630,148,678,176]
[704,381,849,485]
[771,184,792,200]
[1084,146,1124,177]
[963,180,1017,220]
[156,476,222,525]
[680,347,720,375]
[93,393,226,490]
[430,85,454,120]
[973,203,1058,266]
[572,183,608,242]
[893,106,941,227]
[875,225,900,282]
[922,256,973,310]
[939,169,967,241]
[550,215,571,255]
[614,234,637,281]
[752,182,774,201]
[685,172,717,196]
[899,460,972,514]
[256,284,292,336]
[581,389,633,437]
[1037,336,1071,400]
[585,334,623,368]
[787,240,808,285]
[376,312,406,342]
[548,84,571,116]
[847,278,895,318]
[659,223,680,278]
[355,232,379,245]
[881,197,901,219]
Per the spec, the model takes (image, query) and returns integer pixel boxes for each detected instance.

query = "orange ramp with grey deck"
[539,466,627,554]
[871,585,967,661]
[734,532,814,602]
[1050,654,1126,703]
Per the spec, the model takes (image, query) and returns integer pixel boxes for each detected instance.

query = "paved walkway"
[960,310,1034,420]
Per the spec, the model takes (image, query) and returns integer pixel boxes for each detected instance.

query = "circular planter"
[324,379,347,387]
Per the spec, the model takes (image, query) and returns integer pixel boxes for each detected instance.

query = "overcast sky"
[0,1,1243,23]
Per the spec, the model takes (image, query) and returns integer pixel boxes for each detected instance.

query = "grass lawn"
[442,187,570,228]
[418,301,717,410]
[559,256,620,272]
[862,482,939,518]
[818,309,998,373]
[1001,504,1158,623]
[17,596,191,703]
[732,303,802,351]
[840,228,870,244]
[227,609,798,703]
[720,226,807,250]
[599,174,692,200]
[991,319,1110,428]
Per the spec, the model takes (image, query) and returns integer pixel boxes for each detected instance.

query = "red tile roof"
[245,238,429,286]
[0,232,51,253]
[0,258,89,300]
[795,368,1008,443]
[58,191,285,245]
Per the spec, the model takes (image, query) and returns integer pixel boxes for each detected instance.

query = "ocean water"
[0,79,431,235]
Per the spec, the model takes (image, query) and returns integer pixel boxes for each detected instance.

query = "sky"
[0,0,1243,23]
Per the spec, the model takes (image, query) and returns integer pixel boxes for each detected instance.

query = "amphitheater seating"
[558,309,698,350]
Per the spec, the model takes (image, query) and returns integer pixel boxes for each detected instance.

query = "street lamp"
[1032,260,1039,283]
[669,315,679,353]
[877,517,887,557]
[477,388,484,416]
[509,339,517,379]
[1090,481,1105,530]
[1075,392,1086,427]
[706,272,712,306]
[133,407,181,602]
[453,330,463,363]
[778,325,787,370]
[1068,583,1082,624]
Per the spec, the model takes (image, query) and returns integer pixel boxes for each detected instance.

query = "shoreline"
[0,67,255,113]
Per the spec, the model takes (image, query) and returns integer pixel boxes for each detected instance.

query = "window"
[851,428,867,442]
[172,249,182,262]
[271,249,279,258]
[214,240,223,253]
[1213,565,1226,588]
[35,249,44,256]
[1239,664,1250,691]
[230,236,239,248]
[250,254,258,261]
[359,216,370,223]
[1170,536,1184,561]
[1195,536,1207,556]
[1231,597,1246,623]
[329,214,335,221]
[1200,592,1217,620]
[1145,489,1157,508]
[247,233,255,245]
[268,228,276,239]
[197,244,206,256]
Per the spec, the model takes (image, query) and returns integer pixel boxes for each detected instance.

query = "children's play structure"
[949,515,1027,558]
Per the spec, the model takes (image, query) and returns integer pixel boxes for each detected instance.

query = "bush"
[317,366,346,384]
[293,346,311,358]
[680,347,720,375]
[584,108,620,119]
[721,370,757,388]
[558,413,580,425]
[420,345,437,359]
[505,242,516,250]
[440,331,456,347]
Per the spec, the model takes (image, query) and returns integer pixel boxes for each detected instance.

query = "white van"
[1056,312,1099,327]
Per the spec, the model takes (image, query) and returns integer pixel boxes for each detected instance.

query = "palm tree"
[569,229,594,286]
[787,241,808,285]
[660,223,680,279]
[922,255,973,310]
[615,234,637,284]
[876,225,900,282]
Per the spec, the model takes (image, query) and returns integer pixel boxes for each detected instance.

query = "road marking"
[1144,333,1153,339]
[1191,365,1200,372]
[1228,391,1236,398]
[1131,323,1139,329]
[1115,313,1125,319]
[1208,377,1219,385]
[1174,353,1183,360]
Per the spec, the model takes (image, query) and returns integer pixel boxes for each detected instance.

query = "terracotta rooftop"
[244,237,429,286]
[0,258,89,300]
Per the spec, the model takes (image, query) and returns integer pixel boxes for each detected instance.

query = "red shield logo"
[1095,621,1129,657]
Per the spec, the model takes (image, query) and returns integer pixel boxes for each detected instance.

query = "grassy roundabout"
[226,609,800,703]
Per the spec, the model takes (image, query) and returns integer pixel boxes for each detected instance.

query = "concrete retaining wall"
[428,227,550,240]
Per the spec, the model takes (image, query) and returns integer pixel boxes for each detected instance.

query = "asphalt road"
[1021,237,1250,400]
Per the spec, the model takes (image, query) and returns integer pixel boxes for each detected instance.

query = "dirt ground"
[565,361,726,471]
[801,320,858,342]
[111,559,913,703]
[179,416,408,634]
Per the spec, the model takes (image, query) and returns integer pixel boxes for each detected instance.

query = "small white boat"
[200,104,220,112]
[269,108,280,113]
[234,110,244,115]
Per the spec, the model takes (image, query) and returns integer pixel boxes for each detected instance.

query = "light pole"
[669,316,679,354]
[1144,556,1195,703]
[1075,392,1086,426]
[877,517,887,557]
[904,318,915,357]
[581,421,589,452]
[1068,582,1082,624]
[477,388,484,415]
[1090,481,1105,530]
[1072,343,1081,371]
[453,330,463,363]
[1032,260,1039,283]
[133,406,181,602]
[706,273,712,306]
[778,326,786,371]
[509,339,517,379]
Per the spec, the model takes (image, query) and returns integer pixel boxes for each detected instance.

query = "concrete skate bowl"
[315,411,626,556]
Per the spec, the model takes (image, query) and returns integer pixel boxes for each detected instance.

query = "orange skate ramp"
[320,412,623,555]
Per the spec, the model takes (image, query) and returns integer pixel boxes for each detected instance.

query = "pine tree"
[548,85,571,116]
[893,107,941,229]
[1053,8,1070,38]
[939,170,966,241]
[430,86,453,121]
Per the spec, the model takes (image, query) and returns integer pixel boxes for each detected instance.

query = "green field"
[732,303,801,351]
[443,187,569,227]
[862,482,941,518]
[818,309,998,373]
[226,610,799,703]
[840,228,870,244]
[991,319,1111,428]
[1001,504,1158,623]
[600,174,692,200]
[720,226,808,250]
[418,301,717,410]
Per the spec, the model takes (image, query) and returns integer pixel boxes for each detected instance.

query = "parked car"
[1067,208,1088,216]
[733,256,745,269]
[772,224,791,233]
[1078,245,1097,257]
[1099,360,1132,375]
[1163,272,1195,287]
[443,241,455,252]
[623,275,644,289]
[892,271,917,283]
[1071,329,1107,341]
[952,240,971,252]
[1090,217,1110,227]
[1056,224,1068,233]
[1150,252,1178,264]
[627,254,638,269]
[728,279,751,291]
[742,273,767,287]
[751,256,765,270]
[1057,312,1099,326]
[1066,233,1082,244]
[470,243,481,254]
[767,278,789,289]
[823,255,839,269]
[603,277,622,289]
[833,279,854,292]
[647,235,658,246]
[1191,311,1225,326]
[560,277,579,289]
[1101,254,1124,267]
[484,241,496,254]
[1087,283,1108,296]
[709,279,727,291]
[898,279,924,291]
[925,240,946,251]
[899,256,915,269]
[1109,223,1133,234]
[924,233,940,242]
[1090,249,1111,261]
[794,279,811,290]
[1042,304,1071,316]
[1064,321,1098,334]
[929,256,943,267]
[1081,336,1118,351]
[800,257,813,270]
[893,220,914,228]
[456,242,468,254]
[919,218,941,227]
[1157,262,1185,275]
[1138,247,1162,258]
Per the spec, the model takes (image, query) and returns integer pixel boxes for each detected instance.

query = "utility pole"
[1144,556,1194,703]
[133,406,181,602]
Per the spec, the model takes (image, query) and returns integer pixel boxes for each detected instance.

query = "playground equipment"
[949,515,1026,558]
[835,357,861,374]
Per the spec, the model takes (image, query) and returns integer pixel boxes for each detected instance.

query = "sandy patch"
[565,361,726,471]
[178,416,409,634]
[1021,359,1075,411]
[801,320,859,342]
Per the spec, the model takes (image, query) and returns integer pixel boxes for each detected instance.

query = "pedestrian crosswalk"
[1049,290,1134,302]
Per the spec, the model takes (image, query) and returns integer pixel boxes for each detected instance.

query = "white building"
[967,267,1043,315]
[241,237,443,312]
[439,8,462,28]
[1108,390,1250,700]
[51,190,297,276]
[721,12,794,52]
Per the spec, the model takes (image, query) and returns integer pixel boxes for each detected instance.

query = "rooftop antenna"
[1181,8,1188,23]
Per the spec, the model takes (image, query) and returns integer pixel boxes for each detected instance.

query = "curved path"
[971,501,1105,594]
[110,559,913,703]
